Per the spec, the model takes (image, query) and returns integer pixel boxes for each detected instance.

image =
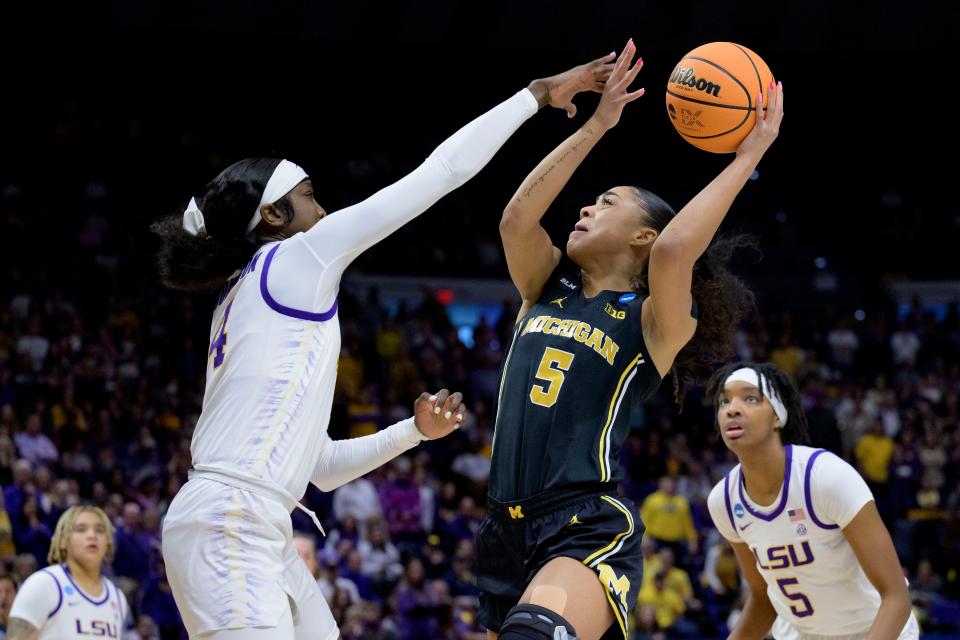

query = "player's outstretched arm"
[310,389,466,492]
[843,502,912,640]
[299,58,614,276]
[644,82,783,371]
[728,542,778,640]
[501,39,641,306]
[6,618,40,640]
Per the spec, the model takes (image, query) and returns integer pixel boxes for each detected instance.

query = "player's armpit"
[6,617,40,640]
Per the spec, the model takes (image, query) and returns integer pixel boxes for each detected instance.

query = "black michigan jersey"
[489,260,664,501]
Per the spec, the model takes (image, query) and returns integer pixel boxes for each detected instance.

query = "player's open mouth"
[724,423,745,439]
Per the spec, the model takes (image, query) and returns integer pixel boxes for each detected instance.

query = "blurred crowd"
[1,245,959,638]
[0,108,958,637]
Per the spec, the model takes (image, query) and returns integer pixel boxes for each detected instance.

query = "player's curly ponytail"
[629,187,757,403]
[151,158,295,291]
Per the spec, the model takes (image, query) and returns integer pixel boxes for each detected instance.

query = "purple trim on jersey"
[62,564,110,605]
[804,449,841,530]
[260,243,339,321]
[738,444,793,521]
[41,569,63,617]
[723,473,738,533]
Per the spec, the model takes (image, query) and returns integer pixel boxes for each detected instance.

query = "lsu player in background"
[706,362,917,639]
[6,506,128,640]
[151,54,617,639]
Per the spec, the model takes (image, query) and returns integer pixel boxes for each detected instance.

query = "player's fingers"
[627,56,643,84]
[442,392,464,419]
[623,87,646,103]
[613,38,634,75]
[775,80,784,119]
[566,103,577,118]
[755,91,765,122]
[432,389,450,414]
[596,63,615,80]
[592,51,616,66]
[591,81,606,94]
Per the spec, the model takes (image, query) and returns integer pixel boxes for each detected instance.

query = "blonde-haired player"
[705,362,917,640]
[7,506,128,639]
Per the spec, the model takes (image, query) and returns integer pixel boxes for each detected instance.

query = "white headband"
[180,159,309,240]
[245,159,309,240]
[724,367,789,426]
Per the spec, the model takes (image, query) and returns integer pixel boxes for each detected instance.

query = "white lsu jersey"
[707,445,912,639]
[190,238,344,505]
[8,564,128,639]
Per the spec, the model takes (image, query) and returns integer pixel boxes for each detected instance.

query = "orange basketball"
[666,42,774,153]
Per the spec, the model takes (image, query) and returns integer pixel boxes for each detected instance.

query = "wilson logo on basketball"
[669,66,722,97]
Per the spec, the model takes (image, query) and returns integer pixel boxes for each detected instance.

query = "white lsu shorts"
[773,611,920,640]
[161,477,337,639]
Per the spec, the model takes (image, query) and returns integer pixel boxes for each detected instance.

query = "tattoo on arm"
[7,618,40,640]
[518,128,595,202]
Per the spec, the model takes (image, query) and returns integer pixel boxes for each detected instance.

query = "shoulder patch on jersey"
[734,503,745,518]
[618,293,637,303]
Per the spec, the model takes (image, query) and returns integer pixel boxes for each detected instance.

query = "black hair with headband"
[151,157,297,291]
[706,361,811,446]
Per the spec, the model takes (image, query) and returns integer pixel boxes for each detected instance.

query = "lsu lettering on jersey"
[8,564,127,639]
[707,445,915,639]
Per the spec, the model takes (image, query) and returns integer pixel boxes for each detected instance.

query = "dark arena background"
[0,1,958,638]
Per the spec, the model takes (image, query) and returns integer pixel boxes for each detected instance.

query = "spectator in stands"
[0,571,17,640]
[640,476,699,556]
[12,415,57,468]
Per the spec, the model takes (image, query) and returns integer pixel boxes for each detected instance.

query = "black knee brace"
[498,603,578,640]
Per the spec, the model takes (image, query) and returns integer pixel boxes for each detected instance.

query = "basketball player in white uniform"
[7,507,128,640]
[155,56,619,639]
[705,362,918,640]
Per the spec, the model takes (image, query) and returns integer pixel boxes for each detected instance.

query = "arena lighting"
[814,257,827,269]
[855,309,866,321]
[435,288,454,305]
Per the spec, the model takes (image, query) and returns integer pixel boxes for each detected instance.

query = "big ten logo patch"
[604,303,626,320]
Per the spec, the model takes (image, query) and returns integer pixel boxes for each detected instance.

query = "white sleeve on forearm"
[311,417,425,492]
[263,89,539,312]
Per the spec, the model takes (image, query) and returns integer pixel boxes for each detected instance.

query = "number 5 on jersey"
[529,347,575,407]
[208,301,234,369]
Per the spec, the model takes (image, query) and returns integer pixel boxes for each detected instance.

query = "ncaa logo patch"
[734,503,745,518]
[619,293,637,303]
[65,586,75,595]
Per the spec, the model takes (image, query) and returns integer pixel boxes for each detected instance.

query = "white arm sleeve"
[311,417,425,491]
[809,451,875,529]
[264,89,539,312]
[8,570,60,631]
[707,481,743,543]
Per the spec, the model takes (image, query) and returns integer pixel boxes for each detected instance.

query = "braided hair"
[705,361,811,445]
